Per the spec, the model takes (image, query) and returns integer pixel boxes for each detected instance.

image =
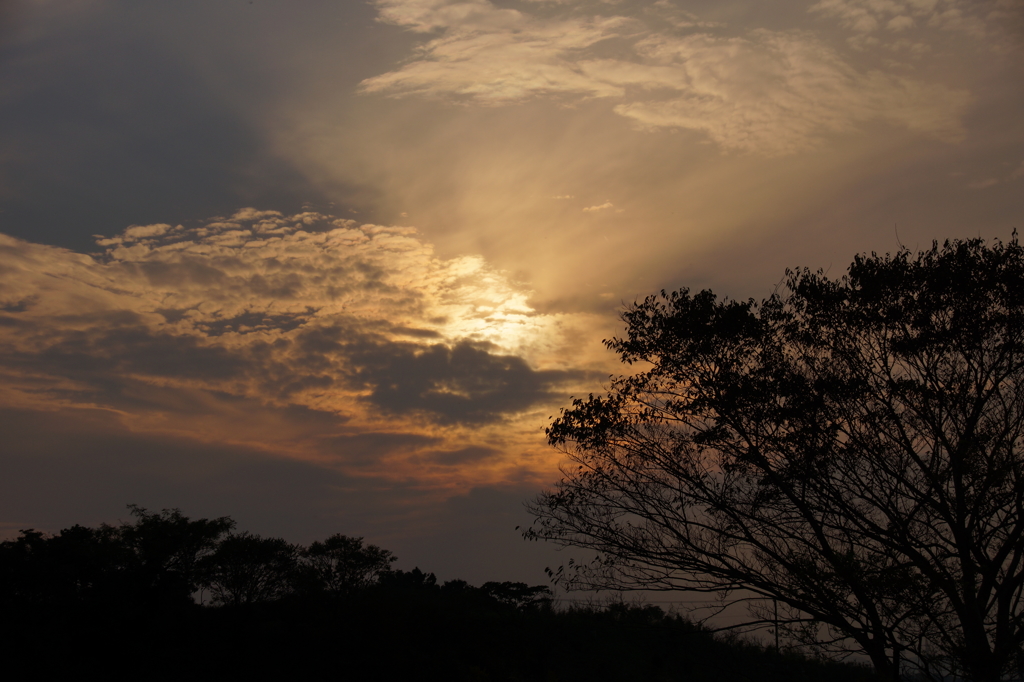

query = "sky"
[0,0,1022,588]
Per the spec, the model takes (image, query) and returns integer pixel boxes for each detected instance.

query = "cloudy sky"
[1,0,1021,586]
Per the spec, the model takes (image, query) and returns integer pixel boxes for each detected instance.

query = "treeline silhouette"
[1,507,874,681]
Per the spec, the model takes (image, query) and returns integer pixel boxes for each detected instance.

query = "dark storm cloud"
[420,445,502,467]
[317,429,439,462]
[350,339,576,424]
[39,324,253,382]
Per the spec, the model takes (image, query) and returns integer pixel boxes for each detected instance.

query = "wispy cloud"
[362,0,629,102]
[964,160,1024,189]
[582,201,614,212]
[361,0,974,155]
[599,29,970,154]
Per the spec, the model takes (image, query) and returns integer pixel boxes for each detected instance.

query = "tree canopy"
[0,505,234,608]
[527,236,1024,682]
[0,506,395,608]
[298,534,396,595]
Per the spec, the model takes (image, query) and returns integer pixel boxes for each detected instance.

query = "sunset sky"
[1,0,1022,586]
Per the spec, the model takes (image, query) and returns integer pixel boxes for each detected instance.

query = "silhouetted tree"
[0,525,122,605]
[298,534,396,595]
[0,506,233,608]
[527,237,1024,682]
[118,505,234,605]
[205,532,298,606]
[480,581,552,610]
[380,567,438,591]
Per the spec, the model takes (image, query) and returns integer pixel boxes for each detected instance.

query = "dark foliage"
[296,533,396,596]
[0,505,233,610]
[205,531,299,606]
[0,506,874,681]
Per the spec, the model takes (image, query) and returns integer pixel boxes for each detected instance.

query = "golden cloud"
[0,210,602,491]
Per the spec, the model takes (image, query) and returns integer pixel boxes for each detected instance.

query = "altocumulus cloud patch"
[0,209,592,487]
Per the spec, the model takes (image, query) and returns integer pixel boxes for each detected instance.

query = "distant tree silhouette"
[298,534,396,595]
[0,506,233,608]
[0,525,120,605]
[380,567,439,591]
[205,532,298,606]
[0,507,878,682]
[527,237,1024,682]
[119,505,234,605]
[480,581,552,610]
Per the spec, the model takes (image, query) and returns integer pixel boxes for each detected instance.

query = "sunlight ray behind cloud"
[0,210,603,491]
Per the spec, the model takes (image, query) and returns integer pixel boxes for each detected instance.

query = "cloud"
[604,29,970,154]
[0,210,596,490]
[963,161,1024,189]
[361,0,972,155]
[582,201,614,212]
[887,15,916,31]
[809,0,1010,41]
[353,340,575,423]
[362,2,628,103]
[122,223,175,240]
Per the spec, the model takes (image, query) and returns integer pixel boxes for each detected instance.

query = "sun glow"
[0,209,604,491]
[429,256,546,355]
